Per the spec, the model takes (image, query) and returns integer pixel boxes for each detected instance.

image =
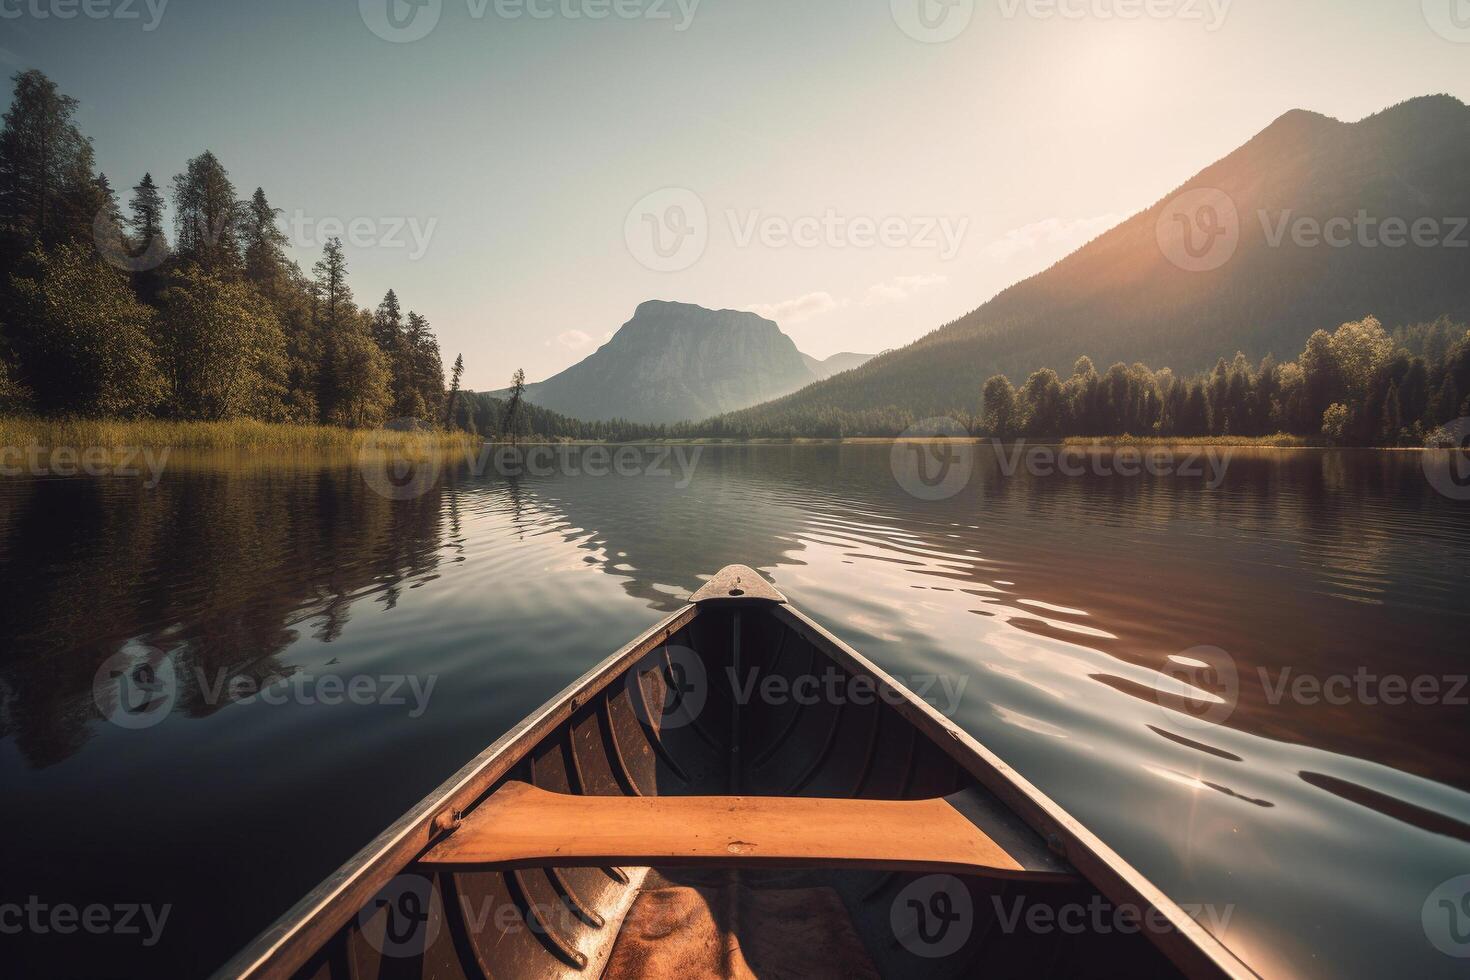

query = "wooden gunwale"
[212,603,699,980]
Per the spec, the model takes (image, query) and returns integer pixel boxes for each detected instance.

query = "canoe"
[217,566,1253,980]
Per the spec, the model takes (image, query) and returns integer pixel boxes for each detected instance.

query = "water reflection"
[1,445,1468,978]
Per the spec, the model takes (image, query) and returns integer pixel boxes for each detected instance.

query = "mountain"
[803,351,875,380]
[717,95,1470,427]
[513,301,869,424]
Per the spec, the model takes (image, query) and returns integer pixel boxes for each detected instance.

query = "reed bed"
[0,416,480,454]
[1062,433,1314,448]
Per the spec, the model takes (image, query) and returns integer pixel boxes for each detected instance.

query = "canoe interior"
[274,602,1183,979]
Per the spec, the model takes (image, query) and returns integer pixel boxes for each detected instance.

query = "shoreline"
[0,418,1452,452]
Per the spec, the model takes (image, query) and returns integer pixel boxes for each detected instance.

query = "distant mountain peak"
[513,302,862,423]
[716,93,1470,428]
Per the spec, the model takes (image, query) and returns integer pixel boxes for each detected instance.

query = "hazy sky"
[4,0,1468,389]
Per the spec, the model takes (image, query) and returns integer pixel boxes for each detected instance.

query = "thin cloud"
[746,291,846,325]
[861,274,947,306]
[984,214,1123,260]
[555,329,592,349]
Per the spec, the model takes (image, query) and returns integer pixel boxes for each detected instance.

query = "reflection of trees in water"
[491,447,838,611]
[0,464,448,768]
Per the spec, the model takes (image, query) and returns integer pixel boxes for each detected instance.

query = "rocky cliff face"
[520,301,822,423]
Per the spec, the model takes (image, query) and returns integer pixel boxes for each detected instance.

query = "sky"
[3,0,1468,390]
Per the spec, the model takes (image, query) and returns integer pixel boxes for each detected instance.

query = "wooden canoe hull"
[216,570,1254,980]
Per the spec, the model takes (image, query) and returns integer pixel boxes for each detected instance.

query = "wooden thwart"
[421,781,1052,879]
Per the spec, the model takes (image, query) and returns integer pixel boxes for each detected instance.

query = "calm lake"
[2,444,1467,978]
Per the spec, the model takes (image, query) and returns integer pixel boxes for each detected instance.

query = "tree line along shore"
[2,71,1466,452]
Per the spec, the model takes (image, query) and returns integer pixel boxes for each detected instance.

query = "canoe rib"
[420,781,1072,880]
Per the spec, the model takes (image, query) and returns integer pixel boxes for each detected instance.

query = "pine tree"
[504,367,526,445]
[0,70,99,254]
[172,150,242,273]
[241,187,289,293]
[313,237,352,419]
[130,173,165,249]
[444,354,465,428]
[405,310,444,419]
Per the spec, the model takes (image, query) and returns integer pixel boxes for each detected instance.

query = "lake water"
[1,443,1467,978]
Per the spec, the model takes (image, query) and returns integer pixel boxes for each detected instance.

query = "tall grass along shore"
[0,417,479,454]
